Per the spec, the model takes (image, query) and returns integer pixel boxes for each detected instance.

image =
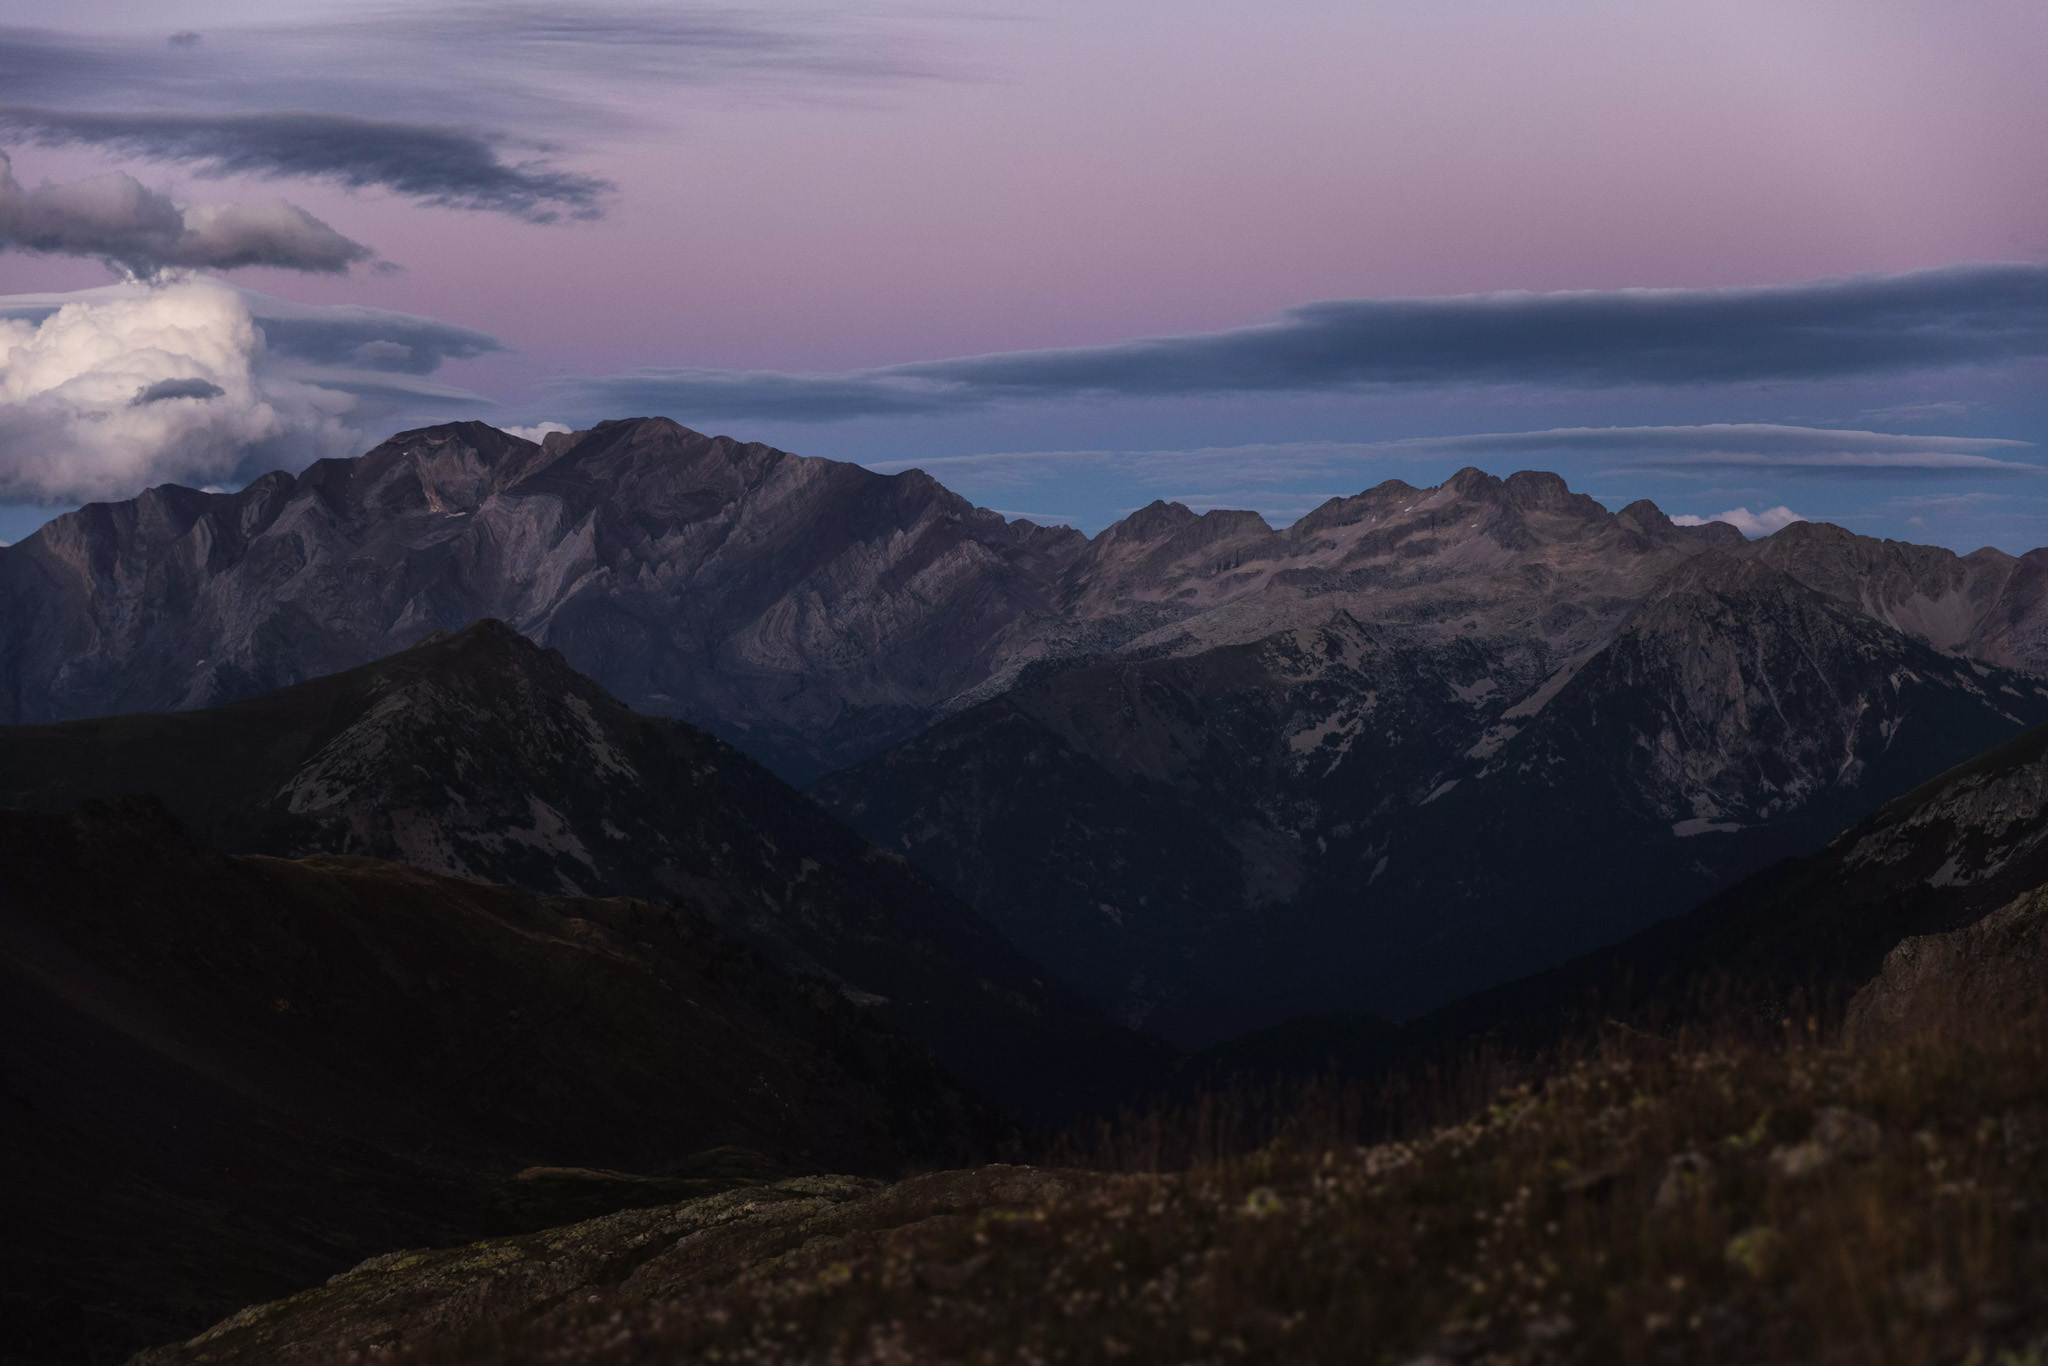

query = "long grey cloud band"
[557,263,2048,422]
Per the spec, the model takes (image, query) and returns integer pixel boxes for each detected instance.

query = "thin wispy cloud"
[1858,400,1973,424]
[0,8,949,223]
[0,10,946,115]
[1382,424,2034,464]
[561,265,2048,420]
[863,424,2040,493]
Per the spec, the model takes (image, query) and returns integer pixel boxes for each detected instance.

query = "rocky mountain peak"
[298,420,540,520]
[1104,499,1204,542]
[1441,465,1502,498]
[1500,468,1585,511]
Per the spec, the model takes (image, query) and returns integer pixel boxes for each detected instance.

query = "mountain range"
[12,418,2048,1041]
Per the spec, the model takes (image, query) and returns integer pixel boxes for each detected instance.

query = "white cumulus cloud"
[0,275,356,503]
[1670,505,1807,538]
[496,421,572,443]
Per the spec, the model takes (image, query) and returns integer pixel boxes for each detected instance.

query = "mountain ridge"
[9,419,2048,786]
[0,795,993,1364]
[0,620,1172,1123]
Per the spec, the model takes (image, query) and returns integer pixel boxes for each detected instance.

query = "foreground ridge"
[134,905,2048,1365]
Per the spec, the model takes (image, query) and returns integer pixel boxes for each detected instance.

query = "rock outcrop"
[1845,884,2048,1046]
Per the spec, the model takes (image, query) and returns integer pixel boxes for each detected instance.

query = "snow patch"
[1466,724,1520,760]
[1503,654,1592,719]
[1672,818,1743,837]
[1448,677,1498,705]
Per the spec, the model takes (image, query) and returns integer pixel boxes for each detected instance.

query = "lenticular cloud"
[0,275,356,504]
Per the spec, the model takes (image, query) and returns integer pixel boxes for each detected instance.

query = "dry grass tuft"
[399,1007,2048,1365]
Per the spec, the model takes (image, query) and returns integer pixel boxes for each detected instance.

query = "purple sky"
[4,1,2048,547]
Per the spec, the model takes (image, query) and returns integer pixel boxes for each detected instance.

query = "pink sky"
[5,0,2044,381]
[4,1,2048,550]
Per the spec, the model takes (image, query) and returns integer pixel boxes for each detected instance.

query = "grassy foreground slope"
[138,891,2048,1365]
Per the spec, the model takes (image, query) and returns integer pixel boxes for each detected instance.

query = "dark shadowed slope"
[819,543,2048,1044]
[0,799,991,1366]
[1203,715,2048,1079]
[0,620,1173,1124]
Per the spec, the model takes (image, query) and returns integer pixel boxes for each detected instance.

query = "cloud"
[1,280,510,377]
[1858,400,1973,424]
[0,275,349,503]
[555,264,2048,421]
[1671,506,1807,538]
[0,275,501,505]
[496,420,572,443]
[0,10,944,113]
[131,376,224,405]
[863,424,2038,494]
[0,108,613,223]
[1627,450,2038,475]
[0,9,948,221]
[1370,423,2035,467]
[0,150,372,276]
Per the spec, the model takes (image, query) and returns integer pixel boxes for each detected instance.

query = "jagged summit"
[9,419,2046,781]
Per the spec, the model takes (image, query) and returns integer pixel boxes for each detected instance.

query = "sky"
[3,1,2048,549]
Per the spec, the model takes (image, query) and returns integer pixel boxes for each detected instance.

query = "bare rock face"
[0,419,1087,781]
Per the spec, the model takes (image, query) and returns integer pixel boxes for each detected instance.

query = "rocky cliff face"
[0,621,1170,1124]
